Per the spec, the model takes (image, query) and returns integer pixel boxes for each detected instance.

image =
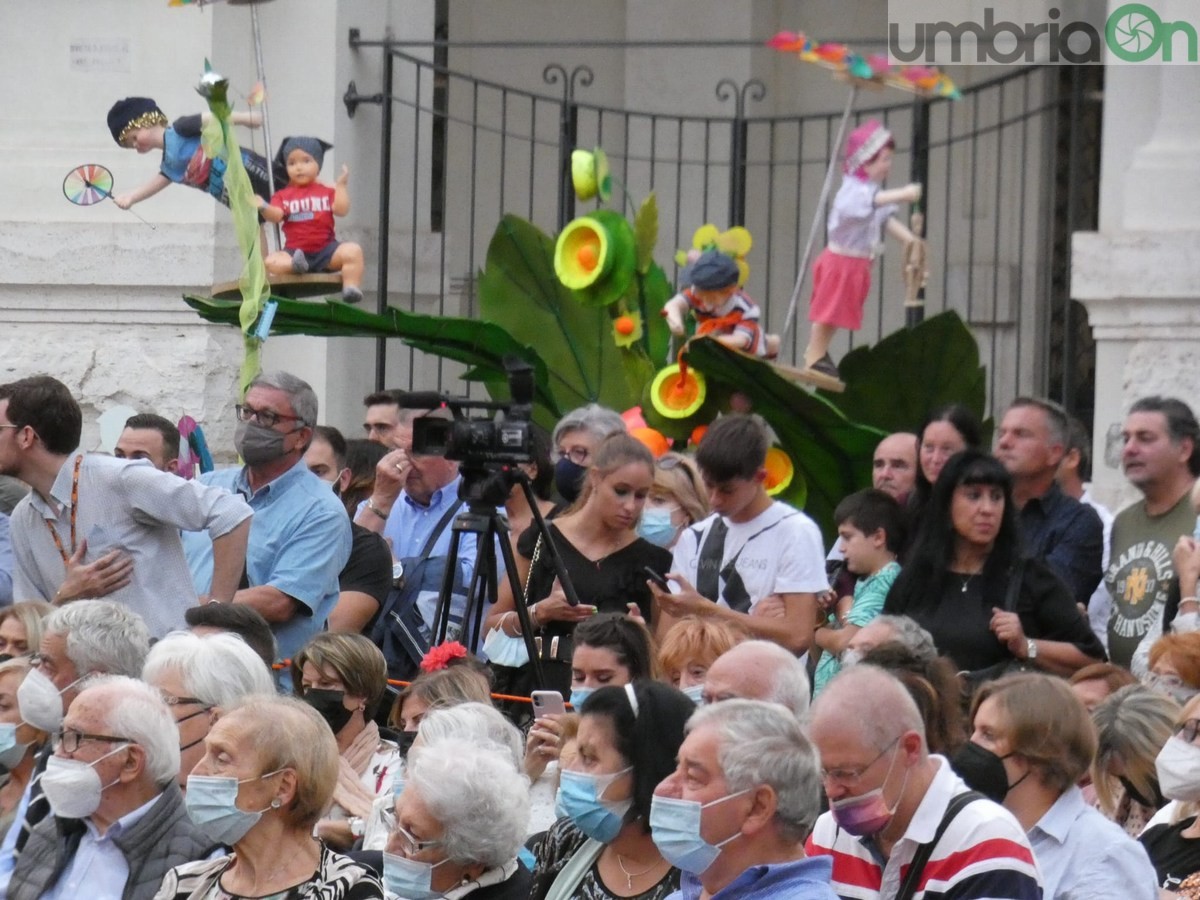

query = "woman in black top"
[485,432,671,694]
[884,450,1105,677]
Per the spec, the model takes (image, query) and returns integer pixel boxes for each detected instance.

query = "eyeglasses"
[381,808,445,856]
[0,424,18,431]
[1175,719,1200,744]
[55,728,131,754]
[820,736,900,788]
[235,404,307,429]
[554,446,591,466]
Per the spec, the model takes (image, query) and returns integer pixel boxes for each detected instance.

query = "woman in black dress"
[485,432,671,695]
[884,449,1104,678]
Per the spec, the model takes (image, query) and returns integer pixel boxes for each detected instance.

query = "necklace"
[960,572,974,593]
[616,852,660,891]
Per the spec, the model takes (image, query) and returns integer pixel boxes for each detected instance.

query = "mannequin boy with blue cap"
[662,250,780,359]
[256,136,366,304]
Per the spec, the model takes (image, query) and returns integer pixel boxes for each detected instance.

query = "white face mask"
[17,668,77,734]
[1156,736,1200,802]
[40,745,129,819]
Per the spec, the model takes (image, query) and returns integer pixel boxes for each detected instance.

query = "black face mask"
[951,741,1025,803]
[0,655,13,666]
[1119,775,1166,810]
[303,688,355,734]
[398,729,418,757]
[554,458,588,504]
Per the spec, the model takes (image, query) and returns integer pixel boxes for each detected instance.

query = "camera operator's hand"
[532,578,596,625]
[371,448,411,506]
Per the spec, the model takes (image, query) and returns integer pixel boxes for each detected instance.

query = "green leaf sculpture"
[634,193,659,275]
[682,337,884,544]
[476,214,648,415]
[818,310,986,431]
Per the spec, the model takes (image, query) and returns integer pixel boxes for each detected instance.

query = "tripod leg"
[431,528,462,647]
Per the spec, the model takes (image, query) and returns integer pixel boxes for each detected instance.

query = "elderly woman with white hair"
[157,695,382,899]
[141,631,275,792]
[383,736,532,899]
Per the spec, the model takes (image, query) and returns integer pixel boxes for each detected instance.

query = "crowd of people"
[0,369,1199,898]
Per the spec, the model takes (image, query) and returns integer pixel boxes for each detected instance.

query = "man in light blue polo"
[186,371,350,678]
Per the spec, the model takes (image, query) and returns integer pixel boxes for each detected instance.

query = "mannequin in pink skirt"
[803,120,922,379]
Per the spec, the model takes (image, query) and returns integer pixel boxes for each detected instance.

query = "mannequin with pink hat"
[803,119,922,380]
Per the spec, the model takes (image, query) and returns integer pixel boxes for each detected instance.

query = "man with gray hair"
[700,640,810,718]
[807,666,1041,899]
[651,699,834,899]
[0,600,152,881]
[842,614,937,667]
[186,371,351,678]
[994,396,1103,607]
[10,676,214,900]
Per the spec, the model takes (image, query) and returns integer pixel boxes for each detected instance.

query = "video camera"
[408,357,534,468]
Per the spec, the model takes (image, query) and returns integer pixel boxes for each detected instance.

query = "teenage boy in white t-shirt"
[649,414,829,654]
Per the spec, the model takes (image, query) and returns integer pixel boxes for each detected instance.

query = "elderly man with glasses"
[184,372,351,686]
[807,665,1042,900]
[9,676,213,900]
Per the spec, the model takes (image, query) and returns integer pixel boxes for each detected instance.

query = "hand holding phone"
[531,690,566,718]
[643,566,671,592]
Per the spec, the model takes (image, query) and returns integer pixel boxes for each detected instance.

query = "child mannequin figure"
[663,250,780,358]
[255,136,365,304]
[803,120,922,379]
[107,96,280,209]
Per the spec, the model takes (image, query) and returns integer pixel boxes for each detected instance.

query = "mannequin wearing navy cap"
[255,136,365,305]
[662,250,780,359]
[106,96,282,210]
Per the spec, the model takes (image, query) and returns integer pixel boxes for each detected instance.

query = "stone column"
[1073,8,1200,508]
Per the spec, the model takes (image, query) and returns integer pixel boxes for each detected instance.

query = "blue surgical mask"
[569,687,595,710]
[681,683,705,706]
[555,766,633,842]
[0,723,30,769]
[382,851,449,900]
[185,770,283,844]
[638,507,680,547]
[649,790,750,874]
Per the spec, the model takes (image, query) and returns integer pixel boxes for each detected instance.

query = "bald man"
[807,666,1041,900]
[701,640,810,719]
[872,432,918,502]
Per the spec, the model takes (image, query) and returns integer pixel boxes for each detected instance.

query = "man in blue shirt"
[995,397,1104,608]
[186,372,350,674]
[653,700,837,900]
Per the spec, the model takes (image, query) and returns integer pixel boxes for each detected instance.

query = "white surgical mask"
[41,745,128,819]
[1157,736,1200,802]
[17,668,79,734]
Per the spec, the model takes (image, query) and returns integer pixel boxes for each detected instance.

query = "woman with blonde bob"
[0,600,52,660]
[291,633,401,850]
[656,615,746,703]
[637,452,709,550]
[956,673,1157,900]
[1090,685,1177,836]
[159,696,383,899]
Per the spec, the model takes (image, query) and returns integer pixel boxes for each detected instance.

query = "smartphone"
[643,565,671,592]
[531,690,566,718]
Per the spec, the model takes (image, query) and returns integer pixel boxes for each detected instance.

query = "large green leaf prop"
[476,214,650,414]
[683,338,884,544]
[818,311,986,431]
[182,294,560,422]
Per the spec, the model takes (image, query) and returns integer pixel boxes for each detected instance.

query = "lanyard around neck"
[44,454,83,567]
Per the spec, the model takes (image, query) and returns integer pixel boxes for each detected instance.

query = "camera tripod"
[429,467,581,693]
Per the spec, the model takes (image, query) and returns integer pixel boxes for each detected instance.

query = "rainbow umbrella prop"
[767,30,960,341]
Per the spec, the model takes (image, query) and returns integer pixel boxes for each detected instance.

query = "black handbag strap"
[418,500,463,562]
[894,790,985,900]
[1002,558,1027,612]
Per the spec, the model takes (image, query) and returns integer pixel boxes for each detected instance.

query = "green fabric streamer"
[200,77,269,398]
